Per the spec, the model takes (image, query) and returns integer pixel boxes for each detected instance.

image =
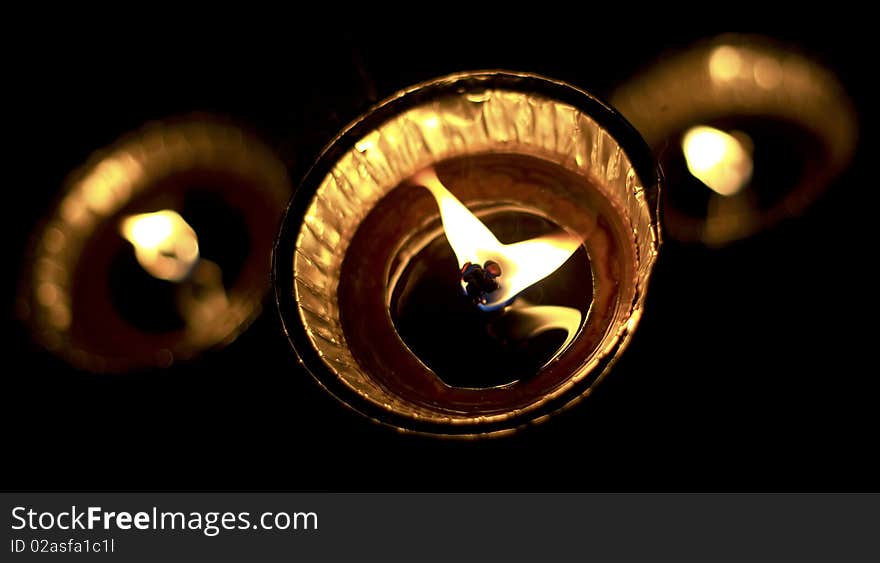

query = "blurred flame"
[682,126,753,197]
[119,210,200,281]
[412,167,582,310]
[177,259,229,325]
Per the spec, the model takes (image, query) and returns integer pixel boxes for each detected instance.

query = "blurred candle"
[19,118,291,372]
[612,34,857,244]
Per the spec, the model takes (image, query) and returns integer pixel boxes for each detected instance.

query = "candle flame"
[497,304,583,365]
[412,167,582,310]
[682,125,753,197]
[119,210,200,281]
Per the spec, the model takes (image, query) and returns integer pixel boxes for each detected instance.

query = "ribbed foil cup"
[20,117,291,372]
[274,71,661,436]
[612,34,857,245]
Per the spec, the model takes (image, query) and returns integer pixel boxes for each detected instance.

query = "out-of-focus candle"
[19,118,291,372]
[612,34,857,245]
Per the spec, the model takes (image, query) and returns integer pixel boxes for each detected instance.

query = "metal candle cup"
[274,71,661,436]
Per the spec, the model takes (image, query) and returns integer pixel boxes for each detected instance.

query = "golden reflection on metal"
[753,56,783,90]
[682,126,753,197]
[413,167,581,309]
[119,210,199,281]
[291,72,661,435]
[709,45,743,82]
[21,119,291,372]
[612,34,858,244]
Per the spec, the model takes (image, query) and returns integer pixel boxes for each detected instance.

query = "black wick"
[461,260,502,305]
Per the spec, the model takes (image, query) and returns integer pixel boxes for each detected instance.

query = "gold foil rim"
[22,118,291,372]
[293,81,660,428]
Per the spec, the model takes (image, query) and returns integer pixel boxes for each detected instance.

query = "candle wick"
[461,261,502,305]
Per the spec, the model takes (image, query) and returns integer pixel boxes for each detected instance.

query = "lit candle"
[611,34,857,245]
[274,71,661,436]
[20,119,291,372]
[373,154,603,390]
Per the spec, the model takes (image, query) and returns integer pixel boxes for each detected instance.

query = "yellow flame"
[119,210,200,281]
[499,305,582,365]
[412,167,582,309]
[682,126,753,197]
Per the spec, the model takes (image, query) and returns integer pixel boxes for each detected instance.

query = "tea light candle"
[611,34,857,245]
[20,118,291,372]
[274,71,661,436]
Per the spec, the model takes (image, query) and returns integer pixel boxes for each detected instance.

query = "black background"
[4,17,877,491]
